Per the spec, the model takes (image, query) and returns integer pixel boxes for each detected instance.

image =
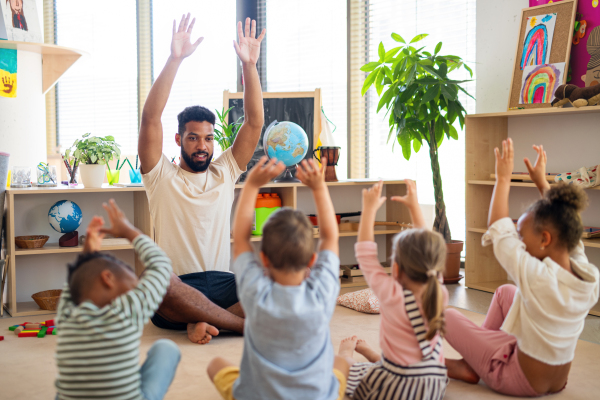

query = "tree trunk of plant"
[428,124,452,243]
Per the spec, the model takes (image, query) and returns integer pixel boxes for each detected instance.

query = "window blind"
[152,0,237,160]
[265,0,348,179]
[363,0,476,242]
[54,0,139,156]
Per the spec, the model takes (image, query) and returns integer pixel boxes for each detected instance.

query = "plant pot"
[444,240,464,284]
[79,164,106,188]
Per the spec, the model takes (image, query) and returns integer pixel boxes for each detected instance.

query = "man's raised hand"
[234,18,265,65]
[171,13,203,60]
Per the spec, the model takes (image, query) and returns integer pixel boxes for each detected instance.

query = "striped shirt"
[55,235,172,400]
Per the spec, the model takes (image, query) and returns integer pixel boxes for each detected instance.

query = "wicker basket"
[31,289,62,311]
[15,235,49,249]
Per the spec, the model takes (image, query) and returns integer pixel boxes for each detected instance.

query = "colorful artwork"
[520,62,565,104]
[0,3,7,40]
[521,13,557,69]
[0,48,16,98]
[0,0,41,43]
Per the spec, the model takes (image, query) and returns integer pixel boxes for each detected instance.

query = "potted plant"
[361,33,474,282]
[66,133,121,188]
[215,107,244,150]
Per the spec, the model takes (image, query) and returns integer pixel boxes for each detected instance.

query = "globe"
[263,121,309,167]
[48,200,82,233]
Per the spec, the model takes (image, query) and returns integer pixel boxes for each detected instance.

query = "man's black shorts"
[151,270,239,330]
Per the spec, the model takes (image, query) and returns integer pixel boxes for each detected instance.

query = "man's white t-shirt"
[142,149,244,275]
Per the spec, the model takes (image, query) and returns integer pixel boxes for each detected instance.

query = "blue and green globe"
[263,121,309,167]
[48,200,82,233]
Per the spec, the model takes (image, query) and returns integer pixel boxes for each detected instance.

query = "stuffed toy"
[551,83,600,108]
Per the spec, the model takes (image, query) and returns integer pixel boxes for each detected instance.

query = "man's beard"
[181,148,213,172]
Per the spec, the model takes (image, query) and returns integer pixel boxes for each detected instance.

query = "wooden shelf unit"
[465,107,600,317]
[3,180,408,317]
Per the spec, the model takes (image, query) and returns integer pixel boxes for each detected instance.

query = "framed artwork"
[1,0,42,43]
[508,0,578,110]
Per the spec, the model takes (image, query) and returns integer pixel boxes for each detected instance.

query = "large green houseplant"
[362,33,473,280]
[65,133,121,188]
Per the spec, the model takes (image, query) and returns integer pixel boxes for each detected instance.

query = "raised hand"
[494,138,514,182]
[296,158,326,191]
[171,13,203,59]
[233,18,266,65]
[524,144,550,195]
[362,181,387,215]
[100,199,141,242]
[84,216,106,253]
[245,156,286,188]
[391,179,418,209]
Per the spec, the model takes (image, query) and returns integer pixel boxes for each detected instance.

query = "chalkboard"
[224,91,320,182]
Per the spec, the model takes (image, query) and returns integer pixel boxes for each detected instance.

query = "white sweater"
[482,217,599,365]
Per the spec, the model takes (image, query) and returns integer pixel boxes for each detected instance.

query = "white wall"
[0,50,46,171]
[476,0,528,113]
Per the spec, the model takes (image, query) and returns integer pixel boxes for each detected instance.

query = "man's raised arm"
[138,13,203,174]
[231,18,266,170]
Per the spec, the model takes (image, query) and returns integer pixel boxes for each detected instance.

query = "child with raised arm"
[207,156,349,400]
[444,140,599,396]
[339,180,449,400]
[55,200,183,400]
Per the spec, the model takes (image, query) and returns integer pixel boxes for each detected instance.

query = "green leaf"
[384,47,401,62]
[448,124,459,140]
[361,69,379,96]
[438,63,448,78]
[104,135,115,141]
[457,85,475,100]
[82,133,91,138]
[90,154,97,163]
[409,33,428,44]
[391,33,406,43]
[420,64,443,79]
[419,59,433,66]
[464,63,473,78]
[434,42,442,55]
[405,63,417,85]
[413,137,422,153]
[398,83,418,103]
[378,42,385,61]
[441,85,457,101]
[375,69,385,96]
[398,131,412,160]
[377,87,395,112]
[361,62,381,72]
[383,65,394,82]
[421,85,440,105]
[394,57,408,78]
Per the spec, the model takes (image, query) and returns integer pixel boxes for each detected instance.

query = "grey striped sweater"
[55,235,172,400]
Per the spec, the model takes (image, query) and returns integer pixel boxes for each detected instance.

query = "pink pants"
[445,284,540,397]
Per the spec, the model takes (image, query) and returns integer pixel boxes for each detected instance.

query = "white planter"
[79,164,106,188]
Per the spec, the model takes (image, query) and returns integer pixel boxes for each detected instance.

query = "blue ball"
[48,200,82,233]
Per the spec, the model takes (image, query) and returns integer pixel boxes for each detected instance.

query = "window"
[363,0,476,243]
[152,0,238,160]
[265,0,348,179]
[55,0,139,156]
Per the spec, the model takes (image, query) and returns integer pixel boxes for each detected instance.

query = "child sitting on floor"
[340,179,449,400]
[55,200,183,400]
[444,140,599,396]
[207,156,349,400]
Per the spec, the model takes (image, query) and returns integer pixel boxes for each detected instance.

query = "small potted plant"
[361,33,474,282]
[215,107,244,150]
[66,133,121,188]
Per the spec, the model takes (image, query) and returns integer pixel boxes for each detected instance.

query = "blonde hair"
[392,229,447,340]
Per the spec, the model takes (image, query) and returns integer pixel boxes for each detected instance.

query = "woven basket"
[31,289,62,311]
[15,235,49,249]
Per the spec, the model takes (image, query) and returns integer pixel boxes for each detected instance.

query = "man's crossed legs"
[152,271,245,344]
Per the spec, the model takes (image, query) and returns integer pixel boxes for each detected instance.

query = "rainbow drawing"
[520,63,564,104]
[521,25,549,69]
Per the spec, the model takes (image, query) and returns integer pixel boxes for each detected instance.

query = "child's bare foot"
[338,336,359,358]
[355,339,381,363]
[445,358,480,384]
[187,322,219,345]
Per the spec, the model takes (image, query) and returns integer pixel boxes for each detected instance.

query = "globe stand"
[59,231,79,247]
[274,167,300,183]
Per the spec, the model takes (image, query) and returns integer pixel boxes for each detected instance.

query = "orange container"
[253,193,282,235]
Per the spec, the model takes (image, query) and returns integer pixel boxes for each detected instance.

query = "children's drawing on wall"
[520,62,565,104]
[0,48,17,98]
[521,13,557,69]
[0,2,7,40]
[584,26,600,87]
[0,0,41,43]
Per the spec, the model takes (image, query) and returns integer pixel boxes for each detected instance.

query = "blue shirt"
[232,250,341,400]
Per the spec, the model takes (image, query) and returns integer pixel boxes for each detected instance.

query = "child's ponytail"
[422,270,445,340]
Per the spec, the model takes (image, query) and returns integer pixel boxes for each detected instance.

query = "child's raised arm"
[524,144,551,197]
[296,158,338,255]
[391,179,425,229]
[488,138,514,227]
[358,181,387,242]
[232,157,286,259]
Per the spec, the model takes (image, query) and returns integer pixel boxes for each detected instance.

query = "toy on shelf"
[554,165,600,188]
[263,120,309,183]
[551,83,600,108]
[48,200,82,247]
[35,163,57,187]
[253,193,281,236]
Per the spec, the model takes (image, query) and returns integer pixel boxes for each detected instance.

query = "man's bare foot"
[187,322,219,345]
[445,358,480,384]
[338,336,359,358]
[355,339,381,363]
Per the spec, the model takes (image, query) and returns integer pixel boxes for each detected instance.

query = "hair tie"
[427,269,437,278]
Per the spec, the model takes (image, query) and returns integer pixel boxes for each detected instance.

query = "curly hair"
[527,183,588,251]
[177,106,215,135]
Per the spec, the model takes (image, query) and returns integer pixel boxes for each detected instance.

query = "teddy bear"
[551,83,600,108]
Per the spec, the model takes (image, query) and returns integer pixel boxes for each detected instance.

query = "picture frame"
[507,0,578,110]
[1,0,42,43]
